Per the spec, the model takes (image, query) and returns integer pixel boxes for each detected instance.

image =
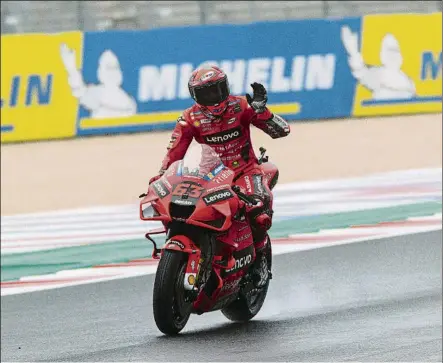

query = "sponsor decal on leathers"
[204,127,242,144]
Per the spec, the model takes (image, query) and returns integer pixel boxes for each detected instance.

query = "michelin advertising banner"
[347,12,442,117]
[1,31,83,142]
[1,12,441,143]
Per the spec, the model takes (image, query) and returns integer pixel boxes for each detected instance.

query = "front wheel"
[221,238,272,322]
[152,250,192,335]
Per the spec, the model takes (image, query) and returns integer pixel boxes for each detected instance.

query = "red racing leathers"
[157,95,290,246]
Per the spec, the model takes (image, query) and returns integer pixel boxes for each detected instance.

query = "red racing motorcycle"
[139,144,278,335]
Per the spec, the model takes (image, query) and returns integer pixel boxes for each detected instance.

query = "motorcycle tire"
[152,250,191,335]
[221,238,272,322]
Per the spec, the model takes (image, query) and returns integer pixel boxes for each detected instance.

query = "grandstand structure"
[1,1,441,34]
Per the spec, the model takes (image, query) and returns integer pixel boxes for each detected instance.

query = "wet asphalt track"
[2,230,442,362]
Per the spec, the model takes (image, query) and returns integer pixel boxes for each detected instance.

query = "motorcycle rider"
[149,65,290,287]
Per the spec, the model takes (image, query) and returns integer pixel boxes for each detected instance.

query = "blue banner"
[75,18,361,136]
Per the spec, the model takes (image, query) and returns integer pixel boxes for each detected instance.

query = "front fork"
[183,252,203,292]
[146,231,203,291]
[146,230,247,312]
[167,233,231,313]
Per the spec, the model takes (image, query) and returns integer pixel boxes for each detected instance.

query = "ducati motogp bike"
[140,144,279,335]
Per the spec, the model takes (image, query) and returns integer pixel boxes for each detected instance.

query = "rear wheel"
[221,238,272,322]
[152,250,192,335]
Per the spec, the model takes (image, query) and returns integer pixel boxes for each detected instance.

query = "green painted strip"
[270,201,442,238]
[1,201,441,282]
[1,238,151,283]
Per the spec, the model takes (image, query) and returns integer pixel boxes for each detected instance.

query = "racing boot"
[250,214,272,289]
[245,196,273,288]
[251,233,271,288]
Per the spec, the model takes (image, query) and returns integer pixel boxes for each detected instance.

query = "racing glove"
[246,82,268,114]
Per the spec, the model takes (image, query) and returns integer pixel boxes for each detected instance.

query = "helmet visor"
[193,80,229,106]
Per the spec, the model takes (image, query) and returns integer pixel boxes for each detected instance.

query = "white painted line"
[2,222,441,297]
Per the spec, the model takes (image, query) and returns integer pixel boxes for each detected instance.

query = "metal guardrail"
[1,0,441,34]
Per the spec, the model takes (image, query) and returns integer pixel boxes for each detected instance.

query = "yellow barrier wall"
[1,32,83,142]
[352,12,442,117]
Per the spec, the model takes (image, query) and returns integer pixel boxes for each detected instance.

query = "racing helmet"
[188,66,230,116]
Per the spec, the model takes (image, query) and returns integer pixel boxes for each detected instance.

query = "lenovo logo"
[204,127,242,144]
[153,180,169,198]
[226,254,252,273]
[203,189,233,205]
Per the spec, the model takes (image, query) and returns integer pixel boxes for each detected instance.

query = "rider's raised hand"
[246,82,268,114]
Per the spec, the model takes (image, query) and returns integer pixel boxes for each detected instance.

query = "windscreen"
[165,142,226,181]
